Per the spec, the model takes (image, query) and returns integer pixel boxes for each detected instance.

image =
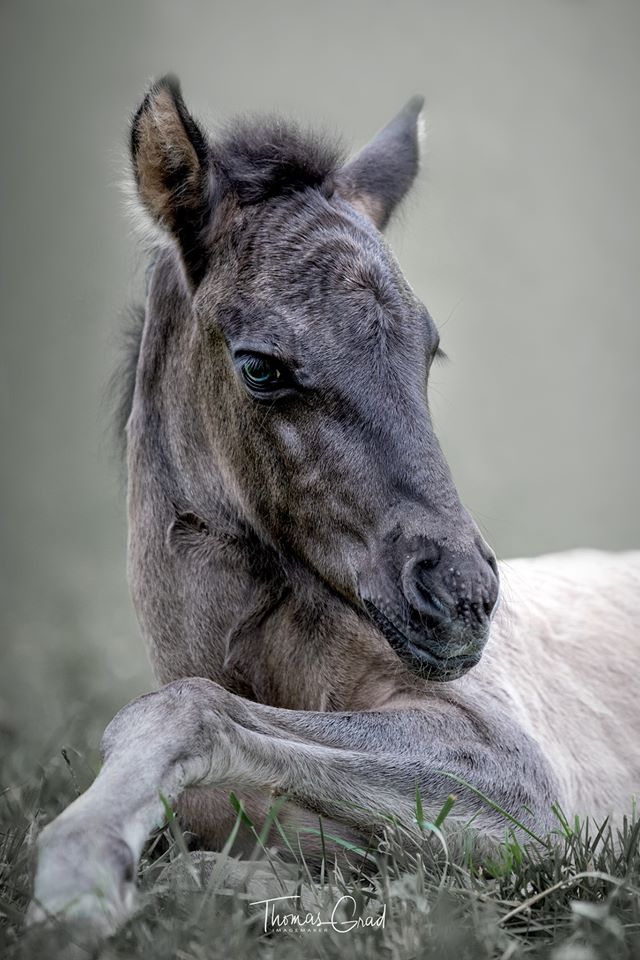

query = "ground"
[1,693,640,960]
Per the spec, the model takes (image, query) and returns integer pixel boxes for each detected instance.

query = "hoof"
[28,814,137,942]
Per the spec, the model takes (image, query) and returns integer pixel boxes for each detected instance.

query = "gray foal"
[30,77,640,938]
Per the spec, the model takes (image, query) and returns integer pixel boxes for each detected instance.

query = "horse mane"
[213,116,345,203]
[108,302,145,464]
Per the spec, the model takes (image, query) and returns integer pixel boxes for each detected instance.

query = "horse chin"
[362,599,483,681]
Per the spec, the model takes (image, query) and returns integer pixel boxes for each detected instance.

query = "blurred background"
[1,0,639,749]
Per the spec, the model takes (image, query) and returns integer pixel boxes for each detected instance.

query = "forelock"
[213,116,345,204]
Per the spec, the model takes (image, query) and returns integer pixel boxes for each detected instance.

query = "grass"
[2,714,640,960]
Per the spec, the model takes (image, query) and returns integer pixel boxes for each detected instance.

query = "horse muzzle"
[362,596,487,680]
[359,535,499,680]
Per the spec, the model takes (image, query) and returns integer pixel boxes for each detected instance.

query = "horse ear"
[335,96,424,230]
[130,75,213,285]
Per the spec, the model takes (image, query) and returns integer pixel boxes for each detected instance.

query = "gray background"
[1,0,638,741]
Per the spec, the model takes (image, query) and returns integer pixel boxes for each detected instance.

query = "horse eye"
[241,355,283,392]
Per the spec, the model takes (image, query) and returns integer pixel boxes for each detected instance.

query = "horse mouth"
[362,599,482,681]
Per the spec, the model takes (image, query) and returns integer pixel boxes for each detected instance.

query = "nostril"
[402,546,452,626]
[415,542,441,571]
[415,577,449,619]
[400,541,499,628]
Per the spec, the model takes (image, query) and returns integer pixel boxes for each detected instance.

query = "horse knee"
[100,678,242,793]
[100,679,221,760]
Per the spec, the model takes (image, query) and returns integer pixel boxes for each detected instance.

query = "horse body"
[29,77,640,938]
[477,551,640,820]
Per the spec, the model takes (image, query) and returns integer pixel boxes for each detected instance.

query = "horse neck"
[127,384,414,710]
[127,249,424,710]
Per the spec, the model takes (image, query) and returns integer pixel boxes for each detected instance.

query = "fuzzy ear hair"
[130,75,213,285]
[335,96,424,230]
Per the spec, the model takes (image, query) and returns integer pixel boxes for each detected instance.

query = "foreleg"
[29,678,554,937]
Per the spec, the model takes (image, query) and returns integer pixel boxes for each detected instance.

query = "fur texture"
[29,79,640,941]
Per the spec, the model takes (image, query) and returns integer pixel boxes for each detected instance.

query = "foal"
[30,77,640,936]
